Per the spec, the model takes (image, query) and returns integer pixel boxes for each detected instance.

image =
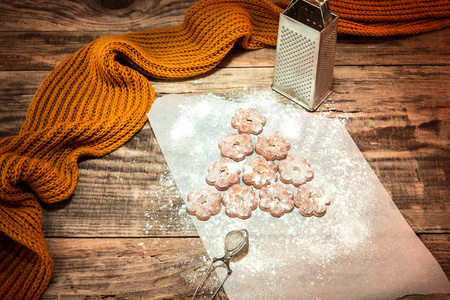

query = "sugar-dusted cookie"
[259,182,294,217]
[222,184,258,219]
[231,108,266,135]
[242,156,277,189]
[186,186,222,221]
[278,153,314,187]
[219,132,254,162]
[255,131,291,161]
[294,183,331,217]
[206,157,241,191]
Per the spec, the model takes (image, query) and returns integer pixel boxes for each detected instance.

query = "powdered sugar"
[149,91,374,297]
[259,183,294,217]
[147,90,450,299]
[242,156,277,188]
[143,166,192,235]
[278,153,314,187]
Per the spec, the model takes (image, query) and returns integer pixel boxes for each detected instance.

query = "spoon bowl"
[225,229,249,258]
[192,229,249,300]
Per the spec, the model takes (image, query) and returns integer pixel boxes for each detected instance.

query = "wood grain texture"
[1,64,449,235]
[1,0,449,68]
[41,237,449,299]
[0,0,193,32]
[1,28,449,72]
[43,237,227,299]
[419,234,450,279]
[1,0,449,298]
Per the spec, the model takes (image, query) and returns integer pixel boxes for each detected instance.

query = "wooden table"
[0,0,449,299]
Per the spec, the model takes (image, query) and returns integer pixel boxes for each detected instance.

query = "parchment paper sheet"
[147,92,450,299]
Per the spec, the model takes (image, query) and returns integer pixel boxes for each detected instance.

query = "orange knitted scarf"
[0,0,448,298]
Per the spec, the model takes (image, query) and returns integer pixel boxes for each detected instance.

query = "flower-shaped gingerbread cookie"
[219,132,254,161]
[294,183,331,217]
[278,153,314,187]
[231,108,266,135]
[222,184,258,219]
[259,182,294,217]
[255,131,291,161]
[206,157,241,191]
[187,186,222,221]
[242,156,277,189]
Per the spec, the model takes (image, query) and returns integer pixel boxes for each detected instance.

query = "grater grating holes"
[274,26,315,101]
[316,25,337,101]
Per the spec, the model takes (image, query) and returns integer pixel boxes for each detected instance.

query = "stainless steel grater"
[272,0,339,111]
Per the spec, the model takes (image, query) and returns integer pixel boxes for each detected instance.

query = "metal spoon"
[192,229,249,299]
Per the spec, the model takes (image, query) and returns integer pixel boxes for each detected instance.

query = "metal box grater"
[272,0,339,111]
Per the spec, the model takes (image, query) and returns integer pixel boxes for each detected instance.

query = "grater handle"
[285,0,333,29]
[315,0,333,27]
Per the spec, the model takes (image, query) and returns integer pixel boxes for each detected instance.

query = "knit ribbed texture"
[333,0,450,36]
[0,0,448,299]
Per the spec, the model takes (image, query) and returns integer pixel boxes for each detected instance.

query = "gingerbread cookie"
[259,182,294,217]
[222,184,258,219]
[219,132,254,162]
[186,186,222,221]
[255,131,291,161]
[278,153,314,187]
[294,183,331,217]
[206,157,241,191]
[242,156,277,189]
[231,108,266,135]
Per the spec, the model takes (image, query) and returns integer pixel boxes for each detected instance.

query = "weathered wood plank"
[1,65,448,234]
[43,237,227,299]
[42,124,198,238]
[221,28,450,67]
[419,234,450,279]
[41,236,449,299]
[40,125,449,237]
[2,64,449,148]
[0,32,103,72]
[0,0,194,32]
[363,149,450,233]
[40,124,198,237]
[1,0,449,297]
[334,28,450,66]
[2,65,448,108]
[398,295,450,300]
[0,28,449,72]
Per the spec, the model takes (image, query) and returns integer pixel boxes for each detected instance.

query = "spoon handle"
[191,256,232,300]
[209,270,232,300]
[192,259,214,300]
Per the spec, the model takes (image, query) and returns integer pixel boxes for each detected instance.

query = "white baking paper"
[147,91,450,299]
